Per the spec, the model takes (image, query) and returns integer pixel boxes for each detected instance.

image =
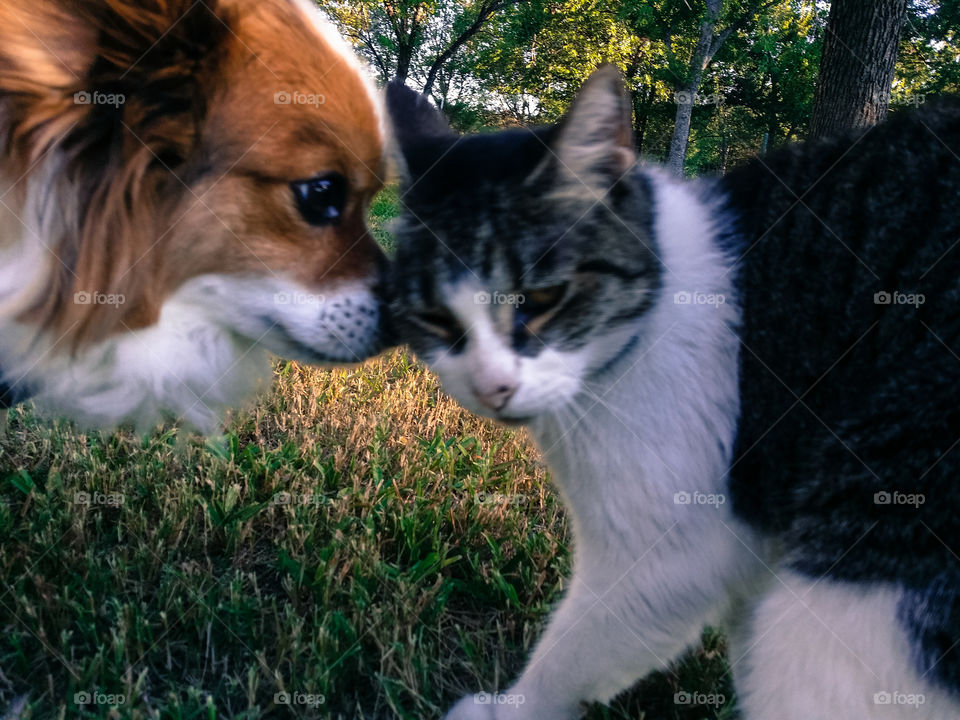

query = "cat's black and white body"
[386,68,960,718]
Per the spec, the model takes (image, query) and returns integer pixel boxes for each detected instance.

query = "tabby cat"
[385,67,960,719]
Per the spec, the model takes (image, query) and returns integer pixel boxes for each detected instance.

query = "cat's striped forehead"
[390,150,662,359]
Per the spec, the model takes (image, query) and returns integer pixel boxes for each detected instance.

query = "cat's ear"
[542,65,635,191]
[386,82,456,178]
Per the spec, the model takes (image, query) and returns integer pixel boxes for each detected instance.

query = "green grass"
[0,192,735,719]
[368,185,400,253]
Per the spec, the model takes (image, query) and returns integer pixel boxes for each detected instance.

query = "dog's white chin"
[0,274,385,433]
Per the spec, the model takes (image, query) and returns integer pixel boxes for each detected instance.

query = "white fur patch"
[733,571,960,720]
[1,303,271,432]
[0,161,68,319]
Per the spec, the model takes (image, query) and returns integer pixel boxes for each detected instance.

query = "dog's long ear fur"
[0,0,233,347]
[0,2,96,163]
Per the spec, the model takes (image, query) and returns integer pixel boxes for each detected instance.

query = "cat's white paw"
[445,692,536,719]
[446,690,580,719]
[444,694,498,720]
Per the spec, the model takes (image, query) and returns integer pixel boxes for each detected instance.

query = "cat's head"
[386,66,661,424]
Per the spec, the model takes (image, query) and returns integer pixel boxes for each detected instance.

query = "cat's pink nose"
[472,381,517,412]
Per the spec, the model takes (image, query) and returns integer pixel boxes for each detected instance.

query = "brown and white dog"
[0,0,389,430]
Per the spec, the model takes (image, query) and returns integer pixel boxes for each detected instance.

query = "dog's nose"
[472,381,517,412]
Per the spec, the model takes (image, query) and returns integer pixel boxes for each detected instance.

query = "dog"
[0,0,389,430]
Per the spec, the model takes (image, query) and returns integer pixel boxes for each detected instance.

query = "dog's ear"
[545,64,635,192]
[385,81,456,179]
[0,2,97,165]
[0,0,231,168]
[0,0,234,347]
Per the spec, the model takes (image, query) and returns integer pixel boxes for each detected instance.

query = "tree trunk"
[395,42,414,83]
[667,86,697,176]
[666,0,721,176]
[808,0,908,140]
[633,85,654,156]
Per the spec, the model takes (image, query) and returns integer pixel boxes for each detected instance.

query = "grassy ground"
[0,193,734,720]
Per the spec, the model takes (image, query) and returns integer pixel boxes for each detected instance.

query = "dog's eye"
[291,173,347,226]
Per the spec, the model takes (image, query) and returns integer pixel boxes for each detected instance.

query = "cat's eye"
[521,283,568,315]
[410,308,464,342]
[291,173,347,226]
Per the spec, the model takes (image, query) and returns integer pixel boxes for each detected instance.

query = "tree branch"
[421,0,527,96]
[708,0,780,60]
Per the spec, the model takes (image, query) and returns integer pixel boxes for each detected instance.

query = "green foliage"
[323,0,957,175]
[896,0,960,101]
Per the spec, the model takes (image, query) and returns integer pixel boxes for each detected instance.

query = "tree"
[896,0,960,100]
[629,0,779,176]
[808,0,909,139]
[666,0,729,176]
[321,0,955,171]
[320,0,524,94]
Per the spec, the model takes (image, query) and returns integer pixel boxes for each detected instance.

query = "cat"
[384,66,960,719]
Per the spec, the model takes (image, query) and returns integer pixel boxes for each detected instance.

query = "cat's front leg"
[443,580,600,719]
[446,512,761,720]
[446,571,702,719]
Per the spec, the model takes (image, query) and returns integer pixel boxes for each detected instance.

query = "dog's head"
[0,0,390,428]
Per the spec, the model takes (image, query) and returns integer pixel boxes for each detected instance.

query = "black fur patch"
[722,99,960,694]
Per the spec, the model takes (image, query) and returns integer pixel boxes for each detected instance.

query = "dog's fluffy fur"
[0,0,389,430]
